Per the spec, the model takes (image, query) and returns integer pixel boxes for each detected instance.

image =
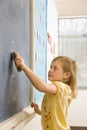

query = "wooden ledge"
[0,106,35,130]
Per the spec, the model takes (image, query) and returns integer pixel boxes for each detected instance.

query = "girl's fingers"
[31,102,38,108]
[31,102,34,107]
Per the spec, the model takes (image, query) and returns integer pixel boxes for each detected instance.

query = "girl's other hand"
[31,102,41,115]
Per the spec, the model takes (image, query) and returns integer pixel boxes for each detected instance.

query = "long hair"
[52,56,78,98]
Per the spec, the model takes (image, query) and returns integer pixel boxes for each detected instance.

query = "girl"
[15,54,78,130]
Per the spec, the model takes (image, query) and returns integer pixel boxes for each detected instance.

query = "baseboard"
[71,126,87,130]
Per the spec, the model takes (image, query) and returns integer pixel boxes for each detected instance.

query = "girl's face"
[48,60,65,82]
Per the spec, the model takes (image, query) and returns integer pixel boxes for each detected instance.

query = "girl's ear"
[64,72,71,79]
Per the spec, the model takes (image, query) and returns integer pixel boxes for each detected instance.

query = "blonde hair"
[52,56,78,98]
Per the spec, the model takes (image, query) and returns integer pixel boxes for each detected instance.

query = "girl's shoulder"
[52,81,67,88]
[52,81,72,95]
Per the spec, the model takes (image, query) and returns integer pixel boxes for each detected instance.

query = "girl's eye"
[50,65,58,70]
[54,66,58,70]
[50,65,59,71]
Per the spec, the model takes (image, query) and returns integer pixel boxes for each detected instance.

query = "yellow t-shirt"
[41,81,73,130]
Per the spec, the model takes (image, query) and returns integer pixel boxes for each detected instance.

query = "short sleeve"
[52,81,72,99]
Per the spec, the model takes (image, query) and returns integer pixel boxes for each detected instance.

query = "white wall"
[47,0,58,44]
[67,89,87,127]
[47,0,58,82]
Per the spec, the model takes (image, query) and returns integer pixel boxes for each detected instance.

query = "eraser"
[11,52,16,60]
[11,52,21,72]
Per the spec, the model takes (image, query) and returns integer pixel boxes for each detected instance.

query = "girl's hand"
[31,102,41,115]
[14,53,26,71]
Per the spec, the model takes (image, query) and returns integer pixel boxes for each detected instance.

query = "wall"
[47,0,58,82]
[68,89,87,127]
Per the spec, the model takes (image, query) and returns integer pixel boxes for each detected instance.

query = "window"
[58,18,87,88]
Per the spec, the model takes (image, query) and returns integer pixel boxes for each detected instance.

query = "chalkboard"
[0,0,30,122]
